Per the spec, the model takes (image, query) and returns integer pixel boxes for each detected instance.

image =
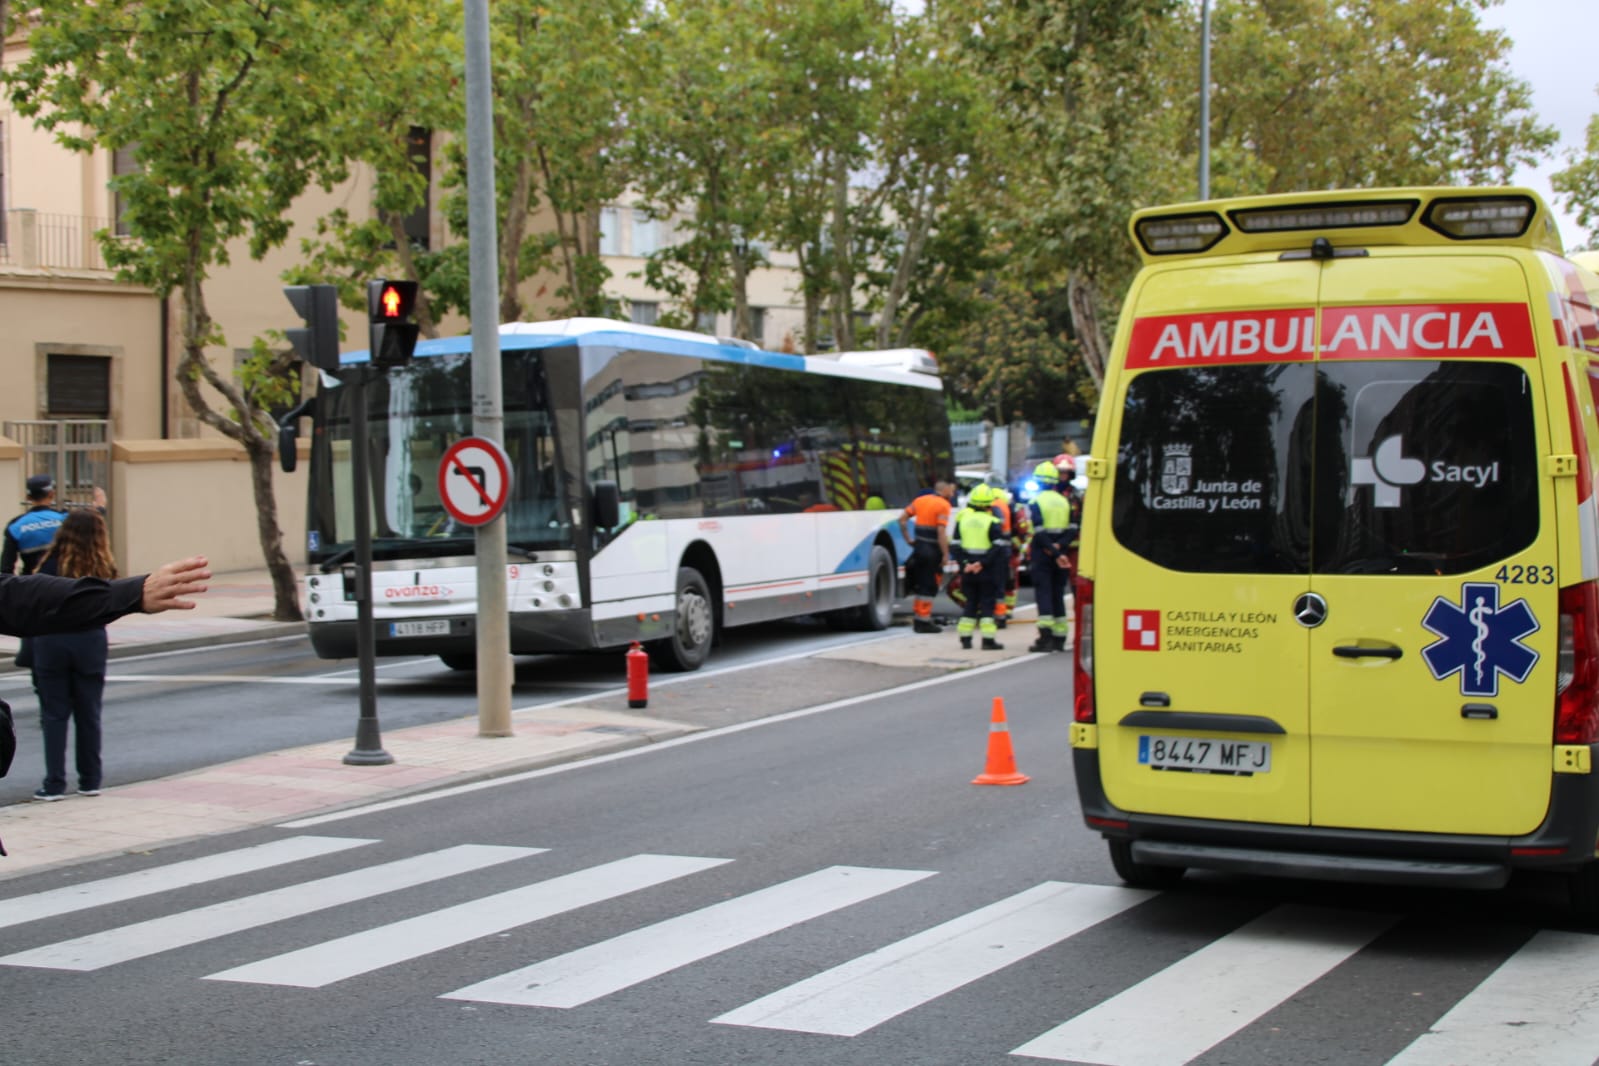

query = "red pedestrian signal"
[366,279,419,367]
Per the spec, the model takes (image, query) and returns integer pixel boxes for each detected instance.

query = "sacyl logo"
[1351,435,1426,508]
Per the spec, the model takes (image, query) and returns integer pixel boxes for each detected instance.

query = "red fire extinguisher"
[626,642,649,709]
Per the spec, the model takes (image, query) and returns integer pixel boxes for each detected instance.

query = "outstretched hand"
[141,556,211,614]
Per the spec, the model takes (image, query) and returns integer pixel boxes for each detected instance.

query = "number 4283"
[1496,563,1554,584]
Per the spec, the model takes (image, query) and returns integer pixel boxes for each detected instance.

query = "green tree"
[4,0,369,620]
[629,0,772,336]
[1553,96,1599,252]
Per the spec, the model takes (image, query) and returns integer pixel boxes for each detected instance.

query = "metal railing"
[2,420,113,507]
[0,210,113,271]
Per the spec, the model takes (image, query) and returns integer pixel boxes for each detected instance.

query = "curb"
[106,620,307,660]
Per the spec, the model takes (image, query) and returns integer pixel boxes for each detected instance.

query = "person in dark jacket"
[0,552,209,851]
[31,510,121,800]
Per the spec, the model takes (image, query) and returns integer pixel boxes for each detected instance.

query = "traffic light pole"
[464,0,512,736]
[343,364,393,765]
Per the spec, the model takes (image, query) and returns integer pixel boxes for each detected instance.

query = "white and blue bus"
[294,318,953,671]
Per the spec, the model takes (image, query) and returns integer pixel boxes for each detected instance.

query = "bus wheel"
[439,653,476,671]
[852,545,895,631]
[1107,839,1186,889]
[650,567,713,672]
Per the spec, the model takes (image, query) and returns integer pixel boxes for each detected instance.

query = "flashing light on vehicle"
[1230,200,1416,233]
[1023,478,1041,497]
[1423,196,1535,240]
[1133,212,1226,255]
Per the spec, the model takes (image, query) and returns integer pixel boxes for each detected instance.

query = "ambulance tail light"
[1555,582,1599,745]
[1073,576,1095,723]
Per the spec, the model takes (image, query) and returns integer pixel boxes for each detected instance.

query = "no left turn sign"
[438,437,512,526]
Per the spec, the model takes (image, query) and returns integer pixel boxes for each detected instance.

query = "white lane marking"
[206,853,729,988]
[280,655,1034,828]
[105,674,417,685]
[443,865,935,1009]
[1385,929,1599,1066]
[715,881,1152,1036]
[1010,905,1396,1065]
[0,836,374,931]
[0,844,540,971]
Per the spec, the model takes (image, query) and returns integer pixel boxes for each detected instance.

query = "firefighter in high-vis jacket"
[898,479,953,633]
[1026,461,1076,652]
[951,484,1006,650]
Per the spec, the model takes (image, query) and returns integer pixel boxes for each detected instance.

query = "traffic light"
[282,284,340,371]
[367,279,420,368]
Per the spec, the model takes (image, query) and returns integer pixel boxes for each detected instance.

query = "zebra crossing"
[2,833,1597,1064]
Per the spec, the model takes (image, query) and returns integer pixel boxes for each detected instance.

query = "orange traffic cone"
[972,697,1030,786]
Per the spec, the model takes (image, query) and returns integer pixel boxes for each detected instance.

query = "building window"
[748,307,766,345]
[401,127,432,251]
[630,300,658,326]
[47,354,111,417]
[694,310,717,334]
[0,122,6,246]
[112,144,140,237]
[632,210,658,257]
[599,207,621,256]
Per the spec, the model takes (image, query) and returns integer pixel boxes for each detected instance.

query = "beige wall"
[110,438,308,576]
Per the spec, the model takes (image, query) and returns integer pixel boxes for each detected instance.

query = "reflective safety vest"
[1031,488,1070,531]
[956,507,998,552]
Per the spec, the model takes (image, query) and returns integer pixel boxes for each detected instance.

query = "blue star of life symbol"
[1420,582,1540,698]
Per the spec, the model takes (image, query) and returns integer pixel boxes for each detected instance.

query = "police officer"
[1027,461,1076,652]
[952,484,1006,650]
[2,475,67,576]
[898,478,954,633]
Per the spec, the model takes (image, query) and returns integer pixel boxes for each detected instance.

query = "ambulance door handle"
[1332,644,1402,660]
[1461,704,1498,720]
[1139,692,1170,708]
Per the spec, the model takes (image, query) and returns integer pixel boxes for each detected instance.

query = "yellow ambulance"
[1070,187,1599,915]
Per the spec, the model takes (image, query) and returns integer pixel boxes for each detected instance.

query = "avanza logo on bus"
[1125,303,1535,367]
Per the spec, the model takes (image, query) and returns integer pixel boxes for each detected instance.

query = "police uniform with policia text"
[2,475,67,576]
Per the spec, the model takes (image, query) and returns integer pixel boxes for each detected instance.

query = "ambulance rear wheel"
[1567,861,1599,925]
[1107,839,1186,889]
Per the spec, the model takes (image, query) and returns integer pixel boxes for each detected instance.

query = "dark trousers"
[909,538,943,597]
[33,627,107,795]
[1031,553,1071,630]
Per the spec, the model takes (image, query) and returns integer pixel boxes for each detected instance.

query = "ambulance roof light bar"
[1132,211,1227,255]
[1230,199,1417,233]
[1422,194,1536,239]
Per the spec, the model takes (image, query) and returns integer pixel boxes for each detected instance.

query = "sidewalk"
[0,572,1053,881]
[0,565,303,659]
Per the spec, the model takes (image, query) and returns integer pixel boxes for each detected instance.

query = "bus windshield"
[306,350,570,563]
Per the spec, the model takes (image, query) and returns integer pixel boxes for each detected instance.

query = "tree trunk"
[731,246,751,340]
[1067,271,1108,393]
[174,270,303,621]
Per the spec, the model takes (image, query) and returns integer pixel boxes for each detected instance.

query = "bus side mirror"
[276,398,314,474]
[593,480,621,530]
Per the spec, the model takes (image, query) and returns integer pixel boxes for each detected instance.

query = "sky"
[1478,0,1595,248]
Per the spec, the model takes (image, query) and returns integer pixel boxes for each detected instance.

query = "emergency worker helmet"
[1033,461,1061,483]
[969,485,997,507]
[1053,453,1077,476]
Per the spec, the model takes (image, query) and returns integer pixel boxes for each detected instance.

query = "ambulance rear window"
[1110,362,1538,575]
[1112,364,1314,573]
[1314,361,1537,575]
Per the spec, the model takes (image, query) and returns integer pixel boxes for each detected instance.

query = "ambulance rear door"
[1306,252,1557,835]
[1094,260,1318,826]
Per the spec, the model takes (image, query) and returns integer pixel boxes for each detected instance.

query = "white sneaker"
[78,788,101,797]
[31,789,65,802]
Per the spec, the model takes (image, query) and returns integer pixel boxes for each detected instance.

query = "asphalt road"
[0,614,910,807]
[2,653,1594,1066]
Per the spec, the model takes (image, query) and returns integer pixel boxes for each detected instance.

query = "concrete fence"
[0,436,309,577]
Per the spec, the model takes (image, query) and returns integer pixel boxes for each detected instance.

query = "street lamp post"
[1198,0,1212,201]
